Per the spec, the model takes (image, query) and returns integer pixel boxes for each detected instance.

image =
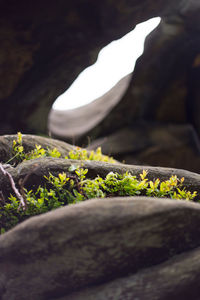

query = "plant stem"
[0,163,27,210]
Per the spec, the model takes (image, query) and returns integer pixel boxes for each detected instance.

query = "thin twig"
[0,163,27,210]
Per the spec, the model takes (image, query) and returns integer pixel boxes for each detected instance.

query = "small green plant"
[0,134,198,234]
[65,147,116,163]
[25,145,61,160]
[7,132,115,165]
[0,168,198,234]
[7,132,25,163]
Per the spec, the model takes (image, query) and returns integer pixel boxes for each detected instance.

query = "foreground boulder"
[64,244,200,300]
[1,197,200,299]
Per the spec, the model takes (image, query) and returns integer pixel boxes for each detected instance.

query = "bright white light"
[53,17,160,111]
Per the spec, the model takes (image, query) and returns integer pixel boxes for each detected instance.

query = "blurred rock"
[48,74,131,139]
[84,15,200,140]
[88,123,200,172]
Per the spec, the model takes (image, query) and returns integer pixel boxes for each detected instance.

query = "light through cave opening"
[52,17,161,111]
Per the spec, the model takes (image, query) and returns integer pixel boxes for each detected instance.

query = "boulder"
[0,134,75,163]
[1,197,200,299]
[1,155,200,197]
[62,245,200,300]
[88,123,200,172]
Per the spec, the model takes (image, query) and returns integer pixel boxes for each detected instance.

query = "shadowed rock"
[83,14,200,141]
[63,246,200,300]
[1,197,200,299]
[88,123,200,172]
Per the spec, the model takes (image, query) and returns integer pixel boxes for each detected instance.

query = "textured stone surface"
[88,123,200,172]
[1,197,200,299]
[63,246,200,300]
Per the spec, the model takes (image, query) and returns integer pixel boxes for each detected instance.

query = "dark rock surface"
[88,123,200,172]
[1,197,200,299]
[84,12,200,141]
[63,245,200,300]
[17,0,198,172]
[0,0,161,134]
[0,0,200,138]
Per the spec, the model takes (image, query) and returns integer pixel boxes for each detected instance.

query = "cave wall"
[0,0,187,134]
[84,12,200,140]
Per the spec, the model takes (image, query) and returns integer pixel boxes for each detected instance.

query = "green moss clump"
[0,168,197,234]
[7,132,116,165]
[0,133,198,234]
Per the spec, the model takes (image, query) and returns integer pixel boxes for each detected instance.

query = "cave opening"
[48,17,161,140]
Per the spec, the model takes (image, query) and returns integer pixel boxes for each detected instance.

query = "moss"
[7,132,116,165]
[0,133,198,234]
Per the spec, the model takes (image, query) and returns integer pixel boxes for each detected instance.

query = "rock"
[1,134,200,299]
[48,74,132,140]
[88,123,200,172]
[0,0,167,134]
[1,155,200,197]
[1,134,200,205]
[83,14,200,141]
[0,0,200,136]
[62,246,200,300]
[0,134,75,163]
[1,197,200,299]
[1,1,200,173]
[79,11,200,172]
